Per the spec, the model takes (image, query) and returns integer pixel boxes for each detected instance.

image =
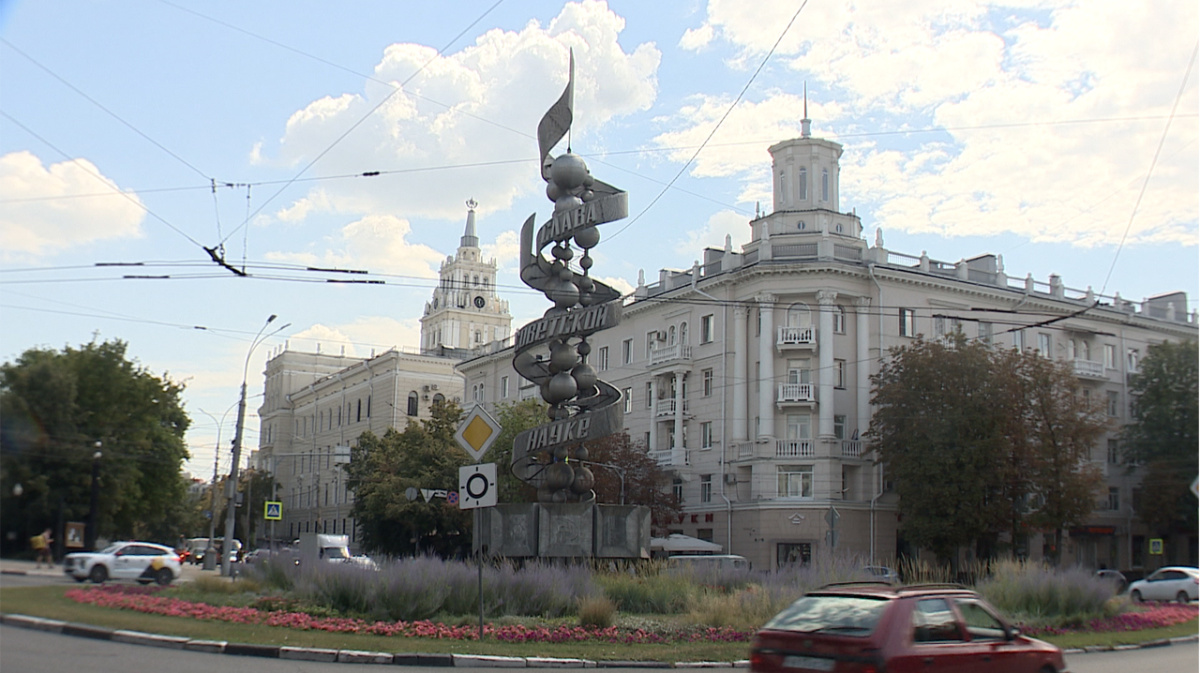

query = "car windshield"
[323,546,350,560]
[763,594,889,636]
[98,543,122,555]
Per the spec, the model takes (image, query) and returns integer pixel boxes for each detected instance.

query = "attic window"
[798,220,806,230]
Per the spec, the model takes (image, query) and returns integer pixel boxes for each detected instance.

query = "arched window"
[433,393,445,407]
[833,305,846,334]
[798,166,808,200]
[787,303,813,327]
[680,321,689,345]
[821,168,829,201]
[407,391,418,416]
[778,170,787,204]
[668,325,677,345]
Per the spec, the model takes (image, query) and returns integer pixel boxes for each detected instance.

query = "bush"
[577,595,616,628]
[975,559,1115,627]
[597,571,695,614]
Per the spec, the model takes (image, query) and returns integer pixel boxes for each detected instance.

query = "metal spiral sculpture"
[512,52,627,504]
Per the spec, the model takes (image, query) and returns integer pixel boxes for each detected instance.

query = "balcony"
[1073,359,1107,380]
[651,448,689,466]
[649,343,692,367]
[776,439,814,458]
[841,440,863,458]
[777,326,816,349]
[655,399,690,418]
[777,383,815,405]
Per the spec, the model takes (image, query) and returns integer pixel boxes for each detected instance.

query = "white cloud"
[679,24,714,51]
[482,228,521,268]
[670,0,1198,247]
[264,213,445,277]
[0,151,145,260]
[676,209,749,254]
[262,0,661,224]
[288,315,422,357]
[594,274,635,297]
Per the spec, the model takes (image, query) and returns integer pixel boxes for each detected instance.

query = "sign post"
[454,406,501,642]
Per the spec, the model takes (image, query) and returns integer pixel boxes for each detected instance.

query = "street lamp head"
[93,451,103,460]
[267,314,277,324]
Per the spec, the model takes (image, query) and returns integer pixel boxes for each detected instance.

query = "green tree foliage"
[869,335,1106,565]
[584,431,682,534]
[490,398,547,504]
[1122,340,1198,535]
[0,339,191,552]
[344,401,471,558]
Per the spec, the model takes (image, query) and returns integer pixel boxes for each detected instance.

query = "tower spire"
[801,82,811,138]
[461,198,479,248]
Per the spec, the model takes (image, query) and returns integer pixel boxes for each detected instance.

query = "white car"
[1128,566,1199,604]
[63,541,181,586]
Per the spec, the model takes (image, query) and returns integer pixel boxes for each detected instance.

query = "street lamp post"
[85,443,102,550]
[198,404,236,571]
[222,314,288,577]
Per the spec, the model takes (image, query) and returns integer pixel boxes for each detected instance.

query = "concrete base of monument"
[475,503,650,559]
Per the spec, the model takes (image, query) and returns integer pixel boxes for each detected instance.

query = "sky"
[2,0,1197,480]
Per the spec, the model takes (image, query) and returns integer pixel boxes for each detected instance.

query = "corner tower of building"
[420,200,512,354]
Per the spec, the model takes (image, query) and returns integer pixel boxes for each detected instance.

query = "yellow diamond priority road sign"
[455,404,502,463]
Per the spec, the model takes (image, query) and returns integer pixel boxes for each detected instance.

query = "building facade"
[255,203,512,549]
[457,121,1198,571]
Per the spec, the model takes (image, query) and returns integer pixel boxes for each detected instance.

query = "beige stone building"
[254,203,511,548]
[457,120,1197,571]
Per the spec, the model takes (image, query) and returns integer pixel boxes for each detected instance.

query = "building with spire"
[457,124,1197,571]
[254,202,512,548]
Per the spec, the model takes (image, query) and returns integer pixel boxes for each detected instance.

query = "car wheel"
[1131,589,1143,603]
[1176,591,1189,604]
[88,565,108,584]
[155,568,173,586]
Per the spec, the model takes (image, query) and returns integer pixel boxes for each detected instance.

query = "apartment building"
[457,121,1197,570]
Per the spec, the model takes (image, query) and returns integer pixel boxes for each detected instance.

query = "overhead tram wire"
[216,0,509,251]
[1098,41,1198,298]
[607,0,807,242]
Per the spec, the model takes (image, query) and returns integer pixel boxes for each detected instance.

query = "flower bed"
[1023,603,1198,636]
[65,586,752,643]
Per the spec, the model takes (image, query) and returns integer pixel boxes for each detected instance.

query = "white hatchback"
[1128,566,1199,604]
[63,541,181,586]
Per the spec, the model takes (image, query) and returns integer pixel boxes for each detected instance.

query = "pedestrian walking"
[31,528,54,567]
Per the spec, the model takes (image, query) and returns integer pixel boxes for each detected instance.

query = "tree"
[344,401,471,558]
[1,339,192,553]
[868,334,1107,566]
[584,431,682,534]
[1123,340,1198,535]
[490,398,547,504]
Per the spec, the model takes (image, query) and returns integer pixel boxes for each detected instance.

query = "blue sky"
[2,0,1196,479]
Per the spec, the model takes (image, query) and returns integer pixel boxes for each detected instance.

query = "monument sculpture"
[476,53,650,559]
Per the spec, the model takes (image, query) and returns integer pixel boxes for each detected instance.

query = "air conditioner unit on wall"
[723,474,738,485]
[422,384,430,392]
[430,384,438,390]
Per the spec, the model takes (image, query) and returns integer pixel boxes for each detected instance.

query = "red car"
[750,583,1067,673]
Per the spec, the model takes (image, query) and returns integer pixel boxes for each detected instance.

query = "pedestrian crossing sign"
[264,501,283,520]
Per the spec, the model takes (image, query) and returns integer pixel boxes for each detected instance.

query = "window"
[700,421,714,449]
[623,388,633,413]
[680,321,689,345]
[834,359,846,388]
[1012,329,1025,350]
[933,315,946,337]
[702,368,714,396]
[622,338,633,365]
[832,305,845,334]
[597,346,609,371]
[912,598,963,642]
[777,542,811,567]
[1105,344,1117,368]
[834,415,846,440]
[821,168,829,201]
[778,169,788,203]
[979,321,993,344]
[701,475,712,503]
[1038,333,1053,357]
[1106,390,1120,417]
[899,308,916,337]
[797,167,808,200]
[646,382,654,408]
[672,478,684,502]
[787,358,812,385]
[407,392,418,416]
[777,465,813,498]
[1127,348,1140,371]
[646,332,656,359]
[953,600,1006,641]
[787,413,811,440]
[501,376,509,399]
[1108,487,1120,511]
[356,399,362,422]
[700,314,714,343]
[1107,438,1119,465]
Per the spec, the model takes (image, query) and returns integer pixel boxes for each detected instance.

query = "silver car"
[1128,566,1199,603]
[63,541,181,585]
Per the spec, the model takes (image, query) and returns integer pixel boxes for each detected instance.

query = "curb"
[1,612,738,667]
